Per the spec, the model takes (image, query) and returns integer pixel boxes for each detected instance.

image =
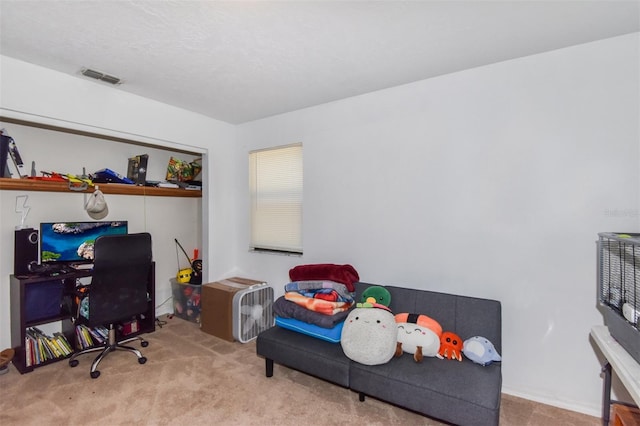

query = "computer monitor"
[39,221,128,265]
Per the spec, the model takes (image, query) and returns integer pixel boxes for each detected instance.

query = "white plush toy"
[340,286,397,366]
[394,313,442,362]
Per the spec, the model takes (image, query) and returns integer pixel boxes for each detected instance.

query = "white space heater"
[232,283,274,343]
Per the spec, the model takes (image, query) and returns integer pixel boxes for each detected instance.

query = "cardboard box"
[200,277,265,341]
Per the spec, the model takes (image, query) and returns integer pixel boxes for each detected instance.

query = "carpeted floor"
[0,315,600,425]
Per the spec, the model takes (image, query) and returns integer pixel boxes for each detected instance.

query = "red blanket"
[289,264,359,292]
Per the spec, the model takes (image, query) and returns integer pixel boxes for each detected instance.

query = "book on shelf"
[25,334,33,367]
[26,332,41,364]
[7,135,28,178]
[51,333,72,356]
[26,330,41,365]
[74,328,84,349]
[88,325,107,343]
[0,133,10,177]
[75,324,109,349]
[26,328,46,365]
[127,154,149,186]
[76,324,93,349]
[25,327,72,365]
[29,328,52,361]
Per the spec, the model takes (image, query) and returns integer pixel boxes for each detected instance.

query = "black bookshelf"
[10,264,155,374]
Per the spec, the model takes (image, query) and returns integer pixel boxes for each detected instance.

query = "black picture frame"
[0,134,11,178]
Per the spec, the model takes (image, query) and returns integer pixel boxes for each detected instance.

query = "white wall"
[0,57,237,350]
[235,33,640,415]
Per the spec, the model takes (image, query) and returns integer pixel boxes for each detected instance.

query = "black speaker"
[14,228,39,276]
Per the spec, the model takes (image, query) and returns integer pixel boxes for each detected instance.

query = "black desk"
[10,264,155,374]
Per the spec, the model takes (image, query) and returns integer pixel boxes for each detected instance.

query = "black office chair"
[69,232,153,378]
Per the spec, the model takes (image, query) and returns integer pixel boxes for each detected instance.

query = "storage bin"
[170,278,201,323]
[25,279,64,322]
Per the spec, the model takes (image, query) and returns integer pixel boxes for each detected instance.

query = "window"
[249,144,303,254]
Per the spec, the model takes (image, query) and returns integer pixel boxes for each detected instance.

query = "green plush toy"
[358,285,391,309]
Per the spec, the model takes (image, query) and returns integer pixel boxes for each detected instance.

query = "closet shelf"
[0,178,201,197]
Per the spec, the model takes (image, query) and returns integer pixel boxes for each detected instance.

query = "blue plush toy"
[462,336,501,366]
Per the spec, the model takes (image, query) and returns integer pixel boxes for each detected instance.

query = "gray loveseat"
[256,282,502,425]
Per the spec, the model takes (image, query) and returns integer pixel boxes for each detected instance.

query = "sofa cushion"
[356,282,502,353]
[256,325,351,387]
[350,355,501,425]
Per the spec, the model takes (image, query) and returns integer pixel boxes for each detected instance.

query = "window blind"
[249,144,303,254]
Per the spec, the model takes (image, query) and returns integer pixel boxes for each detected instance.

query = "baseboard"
[501,387,601,418]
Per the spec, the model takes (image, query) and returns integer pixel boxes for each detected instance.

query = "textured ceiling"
[1,1,638,124]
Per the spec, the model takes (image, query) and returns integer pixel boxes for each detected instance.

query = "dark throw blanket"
[272,296,352,328]
[289,264,359,292]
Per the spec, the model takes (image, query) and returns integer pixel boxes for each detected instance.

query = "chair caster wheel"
[138,357,147,364]
[69,359,79,368]
[90,370,100,379]
[141,341,149,347]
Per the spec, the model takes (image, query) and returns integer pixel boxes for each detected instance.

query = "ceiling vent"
[81,68,122,85]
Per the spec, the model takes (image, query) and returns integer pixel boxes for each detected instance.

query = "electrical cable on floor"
[155,296,172,310]
[154,296,174,327]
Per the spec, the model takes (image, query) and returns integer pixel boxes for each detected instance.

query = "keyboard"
[73,263,94,270]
